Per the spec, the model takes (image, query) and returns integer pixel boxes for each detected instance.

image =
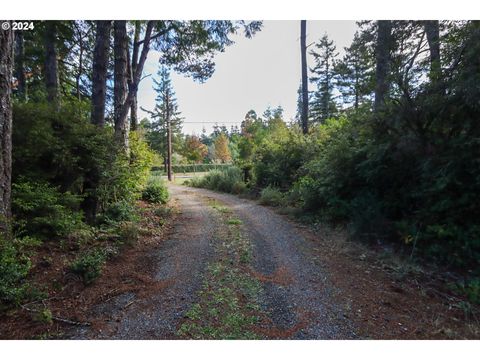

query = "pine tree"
[142,66,183,168]
[310,34,339,123]
[336,31,374,109]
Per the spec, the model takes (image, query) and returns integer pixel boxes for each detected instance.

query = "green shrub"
[97,131,155,210]
[142,179,169,204]
[116,222,140,246]
[0,237,31,305]
[12,179,84,239]
[253,127,314,189]
[231,181,247,195]
[69,248,107,285]
[188,167,244,194]
[98,200,137,224]
[259,186,284,207]
[12,102,155,226]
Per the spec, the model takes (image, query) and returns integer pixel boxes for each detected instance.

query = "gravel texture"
[185,186,358,339]
[73,186,219,339]
[73,184,357,339]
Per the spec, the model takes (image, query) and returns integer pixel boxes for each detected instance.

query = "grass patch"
[227,218,243,225]
[177,199,264,339]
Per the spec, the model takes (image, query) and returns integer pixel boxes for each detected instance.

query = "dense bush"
[0,237,31,304]
[142,179,169,204]
[96,131,155,211]
[12,179,84,239]
[187,167,244,194]
[253,125,314,189]
[12,102,155,228]
[98,200,138,225]
[259,186,285,207]
[12,101,114,194]
[289,110,480,270]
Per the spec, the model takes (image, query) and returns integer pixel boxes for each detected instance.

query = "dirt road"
[70,184,478,340]
[72,184,356,339]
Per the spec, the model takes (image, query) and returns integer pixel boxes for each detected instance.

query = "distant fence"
[151,163,233,175]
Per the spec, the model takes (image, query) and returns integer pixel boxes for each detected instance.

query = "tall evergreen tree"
[142,66,183,170]
[0,22,14,234]
[44,22,59,105]
[336,31,374,109]
[300,20,309,134]
[91,20,111,127]
[374,20,392,113]
[310,34,339,122]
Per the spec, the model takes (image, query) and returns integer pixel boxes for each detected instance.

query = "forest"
[0,20,479,339]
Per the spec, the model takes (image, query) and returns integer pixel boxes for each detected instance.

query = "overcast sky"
[138,20,358,135]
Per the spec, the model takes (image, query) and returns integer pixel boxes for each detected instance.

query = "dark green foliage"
[12,101,114,193]
[98,200,138,225]
[142,180,169,204]
[69,248,107,285]
[12,102,154,228]
[259,186,284,207]
[0,236,31,304]
[12,179,83,239]
[253,123,312,189]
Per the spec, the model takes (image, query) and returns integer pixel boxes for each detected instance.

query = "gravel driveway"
[177,185,357,339]
[73,184,357,339]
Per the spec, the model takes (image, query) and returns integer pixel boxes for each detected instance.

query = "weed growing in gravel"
[227,218,243,225]
[177,200,264,339]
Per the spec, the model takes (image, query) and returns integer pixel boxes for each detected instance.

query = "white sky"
[138,20,358,135]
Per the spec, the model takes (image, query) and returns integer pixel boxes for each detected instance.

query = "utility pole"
[166,95,173,182]
[300,20,309,134]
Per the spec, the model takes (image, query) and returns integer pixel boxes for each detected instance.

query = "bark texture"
[44,22,59,105]
[130,21,141,131]
[91,20,111,127]
[0,24,14,234]
[114,20,129,149]
[374,20,392,113]
[114,20,154,150]
[424,20,441,81]
[300,20,309,134]
[15,31,26,100]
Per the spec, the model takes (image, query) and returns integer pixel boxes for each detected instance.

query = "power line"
[182,121,243,124]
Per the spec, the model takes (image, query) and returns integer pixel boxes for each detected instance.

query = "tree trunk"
[424,20,441,81]
[300,20,309,134]
[114,20,129,150]
[84,20,111,224]
[15,31,26,101]
[114,20,154,150]
[76,34,84,100]
[130,21,141,131]
[374,20,392,113]
[0,23,14,235]
[44,21,59,105]
[91,20,111,127]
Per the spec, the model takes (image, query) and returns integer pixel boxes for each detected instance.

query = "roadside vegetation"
[183,21,480,308]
